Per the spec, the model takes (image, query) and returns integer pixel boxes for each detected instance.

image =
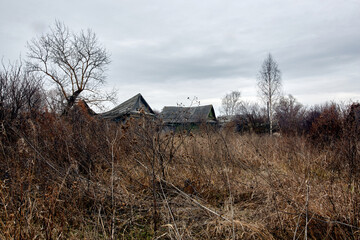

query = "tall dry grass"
[0,107,359,239]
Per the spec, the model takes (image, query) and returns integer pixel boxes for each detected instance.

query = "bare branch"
[220,90,242,116]
[26,21,111,114]
[257,53,282,135]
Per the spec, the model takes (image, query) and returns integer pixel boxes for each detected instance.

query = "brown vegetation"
[1,99,360,239]
[1,57,360,239]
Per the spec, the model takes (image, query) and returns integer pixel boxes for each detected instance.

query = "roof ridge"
[99,93,154,119]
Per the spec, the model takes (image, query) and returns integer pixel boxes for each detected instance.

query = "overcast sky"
[1,0,359,114]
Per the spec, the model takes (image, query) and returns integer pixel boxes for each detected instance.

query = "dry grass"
[0,111,359,239]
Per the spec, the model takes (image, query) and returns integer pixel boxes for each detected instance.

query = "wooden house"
[160,105,217,129]
[99,93,155,122]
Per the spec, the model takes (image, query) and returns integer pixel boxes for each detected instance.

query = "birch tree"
[257,54,282,135]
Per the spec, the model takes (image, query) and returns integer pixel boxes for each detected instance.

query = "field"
[0,108,359,240]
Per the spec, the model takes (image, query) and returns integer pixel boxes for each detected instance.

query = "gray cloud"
[1,0,359,114]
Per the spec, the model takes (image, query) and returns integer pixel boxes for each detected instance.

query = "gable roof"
[161,105,217,124]
[99,93,154,120]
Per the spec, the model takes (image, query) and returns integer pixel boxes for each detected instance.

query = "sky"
[1,0,360,114]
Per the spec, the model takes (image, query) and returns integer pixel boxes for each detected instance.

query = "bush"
[309,103,343,145]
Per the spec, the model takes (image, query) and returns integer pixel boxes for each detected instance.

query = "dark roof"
[161,105,216,124]
[99,93,154,120]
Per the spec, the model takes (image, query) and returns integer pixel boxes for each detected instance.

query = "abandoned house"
[99,93,155,122]
[160,105,217,129]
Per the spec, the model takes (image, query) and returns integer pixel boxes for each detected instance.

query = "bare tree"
[0,60,43,121]
[275,94,304,135]
[257,53,282,135]
[26,21,112,115]
[220,90,242,116]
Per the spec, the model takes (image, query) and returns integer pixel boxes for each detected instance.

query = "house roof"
[76,100,97,116]
[160,105,217,124]
[99,93,154,120]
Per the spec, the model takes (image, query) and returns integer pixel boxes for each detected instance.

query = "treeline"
[228,94,359,141]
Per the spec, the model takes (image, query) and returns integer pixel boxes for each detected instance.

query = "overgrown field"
[0,109,359,239]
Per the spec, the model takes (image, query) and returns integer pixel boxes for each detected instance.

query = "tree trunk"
[268,100,273,135]
[62,89,82,115]
[269,105,273,135]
